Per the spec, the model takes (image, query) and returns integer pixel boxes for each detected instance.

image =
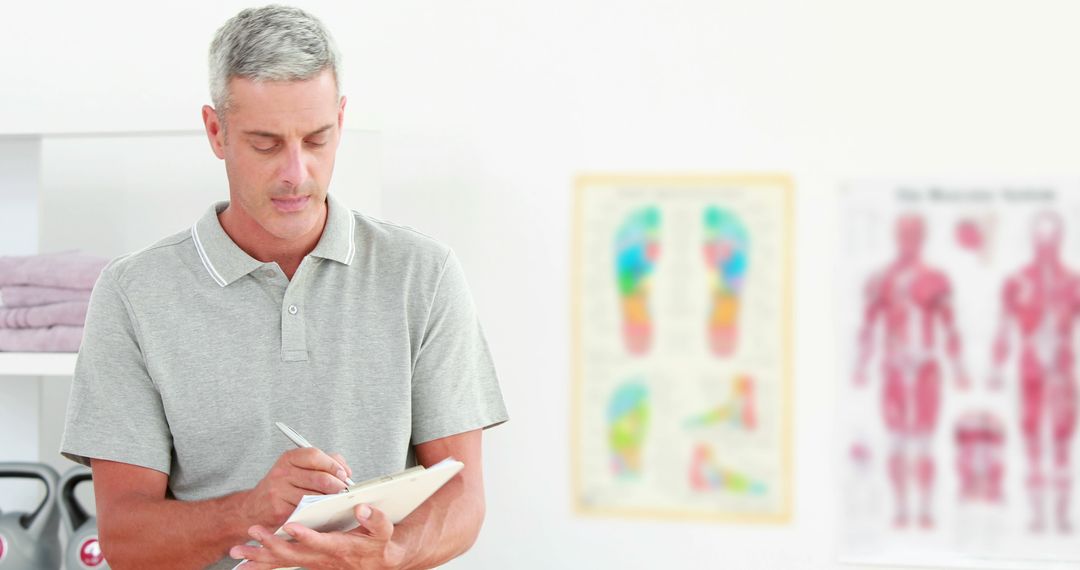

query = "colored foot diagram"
[689,443,766,494]
[615,206,661,355]
[609,381,650,478]
[703,206,749,357]
[686,374,756,430]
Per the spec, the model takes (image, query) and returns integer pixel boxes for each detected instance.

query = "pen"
[275,421,357,486]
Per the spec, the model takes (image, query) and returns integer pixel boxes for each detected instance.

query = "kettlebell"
[0,462,61,569]
[59,466,108,569]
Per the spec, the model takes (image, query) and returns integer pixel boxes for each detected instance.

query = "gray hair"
[208,5,342,115]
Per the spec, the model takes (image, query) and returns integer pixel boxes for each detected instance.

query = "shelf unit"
[0,353,78,377]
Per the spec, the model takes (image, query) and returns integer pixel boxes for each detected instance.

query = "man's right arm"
[855,273,884,386]
[93,459,251,569]
[989,277,1018,389]
[93,448,353,569]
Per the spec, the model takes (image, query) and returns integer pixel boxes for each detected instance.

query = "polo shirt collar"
[308,193,357,266]
[190,194,355,288]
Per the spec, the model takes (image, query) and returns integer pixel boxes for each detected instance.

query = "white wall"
[0,139,39,254]
[5,1,1080,568]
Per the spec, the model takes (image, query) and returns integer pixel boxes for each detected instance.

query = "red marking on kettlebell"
[0,533,6,562]
[80,537,104,567]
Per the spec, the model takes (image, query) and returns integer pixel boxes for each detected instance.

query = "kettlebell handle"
[60,468,93,530]
[0,463,59,536]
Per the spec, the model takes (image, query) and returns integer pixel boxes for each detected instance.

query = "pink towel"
[0,251,108,289]
[0,326,83,352]
[0,286,92,308]
[0,301,89,329]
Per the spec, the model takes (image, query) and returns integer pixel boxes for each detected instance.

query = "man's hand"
[242,448,354,529]
[955,368,972,391]
[988,368,1006,391]
[233,430,486,570]
[231,504,405,570]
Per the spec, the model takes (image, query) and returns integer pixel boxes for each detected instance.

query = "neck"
[897,254,920,267]
[1036,255,1060,273]
[218,201,327,280]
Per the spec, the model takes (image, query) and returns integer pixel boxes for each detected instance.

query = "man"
[853,214,968,529]
[989,210,1078,533]
[60,6,508,569]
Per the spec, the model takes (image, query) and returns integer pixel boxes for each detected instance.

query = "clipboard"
[233,458,464,569]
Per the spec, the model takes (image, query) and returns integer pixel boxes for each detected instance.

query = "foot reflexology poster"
[838,181,1080,568]
[571,174,794,523]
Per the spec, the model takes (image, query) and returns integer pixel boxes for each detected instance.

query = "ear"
[202,105,226,160]
[337,95,347,131]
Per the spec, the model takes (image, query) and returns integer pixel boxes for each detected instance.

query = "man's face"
[203,69,345,241]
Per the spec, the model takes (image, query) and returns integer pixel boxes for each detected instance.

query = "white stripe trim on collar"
[191,225,227,287]
[345,211,357,265]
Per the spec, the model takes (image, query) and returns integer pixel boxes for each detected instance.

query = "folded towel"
[0,301,89,329]
[0,286,93,308]
[0,326,83,352]
[0,251,109,289]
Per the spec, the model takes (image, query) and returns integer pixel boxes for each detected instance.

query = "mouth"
[271,195,310,213]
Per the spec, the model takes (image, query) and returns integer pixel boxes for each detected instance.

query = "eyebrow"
[242,124,334,139]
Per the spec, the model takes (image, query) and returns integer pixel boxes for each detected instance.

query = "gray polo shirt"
[61,194,507,568]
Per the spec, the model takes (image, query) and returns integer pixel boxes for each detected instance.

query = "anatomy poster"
[571,174,793,522]
[838,182,1080,568]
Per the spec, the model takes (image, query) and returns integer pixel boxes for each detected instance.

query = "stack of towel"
[0,251,109,352]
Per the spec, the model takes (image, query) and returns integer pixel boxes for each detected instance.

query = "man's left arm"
[934,272,970,389]
[233,428,486,570]
[387,429,487,569]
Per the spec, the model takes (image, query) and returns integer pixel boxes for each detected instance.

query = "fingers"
[235,562,275,570]
[234,517,394,569]
[330,452,353,478]
[230,525,298,563]
[355,504,393,541]
[284,447,350,484]
[283,522,334,551]
[287,468,348,495]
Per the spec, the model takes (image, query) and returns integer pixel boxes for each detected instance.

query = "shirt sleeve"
[410,250,509,445]
[60,267,173,474]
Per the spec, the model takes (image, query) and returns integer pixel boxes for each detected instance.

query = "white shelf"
[0,352,77,376]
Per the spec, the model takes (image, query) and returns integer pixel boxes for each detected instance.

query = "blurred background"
[3,1,1080,568]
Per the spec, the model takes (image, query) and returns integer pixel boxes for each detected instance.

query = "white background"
[4,1,1080,568]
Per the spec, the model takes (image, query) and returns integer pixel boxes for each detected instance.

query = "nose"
[279,143,308,190]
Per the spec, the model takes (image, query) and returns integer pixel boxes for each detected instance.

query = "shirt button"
[288,304,298,315]
[263,269,275,278]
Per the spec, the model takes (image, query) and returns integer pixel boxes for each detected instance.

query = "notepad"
[233,458,464,569]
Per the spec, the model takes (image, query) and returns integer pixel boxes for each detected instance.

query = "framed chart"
[837,181,1080,568]
[571,173,794,523]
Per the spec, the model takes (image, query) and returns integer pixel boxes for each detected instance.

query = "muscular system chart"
[839,181,1080,568]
